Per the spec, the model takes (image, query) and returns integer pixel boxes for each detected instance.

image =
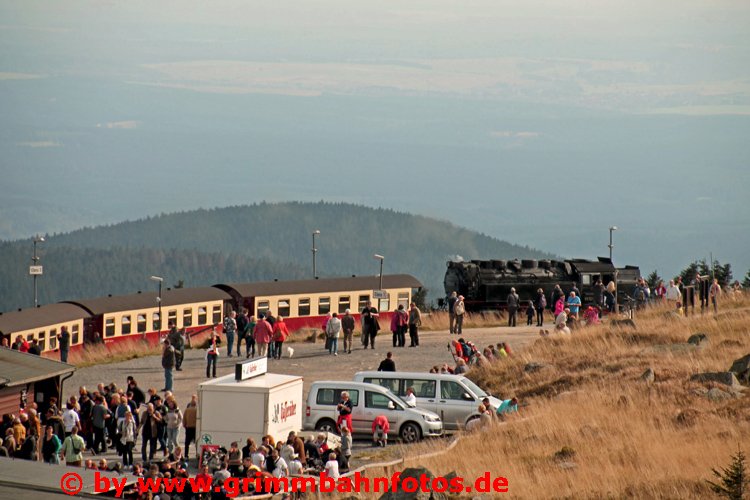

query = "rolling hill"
[0,202,554,312]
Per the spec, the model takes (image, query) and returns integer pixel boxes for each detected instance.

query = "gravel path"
[67,325,540,403]
[64,324,540,467]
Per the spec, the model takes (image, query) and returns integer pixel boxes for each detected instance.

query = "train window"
[298,298,310,316]
[398,293,410,309]
[137,314,147,333]
[379,294,390,312]
[198,306,207,325]
[358,295,370,311]
[318,297,330,315]
[72,324,80,344]
[183,308,193,327]
[27,333,34,341]
[257,301,270,317]
[39,337,45,351]
[105,318,115,337]
[278,299,290,317]
[212,305,222,325]
[153,312,161,331]
[122,315,132,335]
[49,330,57,349]
[338,296,350,314]
[582,275,591,285]
[168,310,177,328]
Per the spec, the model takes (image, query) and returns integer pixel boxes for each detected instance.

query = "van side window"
[363,378,399,394]
[440,381,465,400]
[365,391,394,410]
[316,389,359,406]
[405,379,436,398]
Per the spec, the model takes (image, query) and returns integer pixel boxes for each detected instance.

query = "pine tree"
[707,447,747,499]
[646,270,661,290]
[743,269,750,289]
[679,262,700,284]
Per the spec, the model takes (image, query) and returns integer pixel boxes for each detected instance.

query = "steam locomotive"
[443,257,641,311]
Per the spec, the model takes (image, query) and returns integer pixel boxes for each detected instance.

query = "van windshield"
[460,378,488,398]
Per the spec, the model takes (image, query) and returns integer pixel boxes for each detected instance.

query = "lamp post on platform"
[609,226,618,314]
[31,236,45,308]
[373,254,384,292]
[150,276,164,335]
[312,230,320,278]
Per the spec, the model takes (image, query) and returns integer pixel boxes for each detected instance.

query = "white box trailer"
[197,362,303,447]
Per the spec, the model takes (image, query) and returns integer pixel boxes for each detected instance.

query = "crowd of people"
[0,371,360,499]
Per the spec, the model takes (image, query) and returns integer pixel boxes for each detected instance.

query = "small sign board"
[29,265,43,275]
[373,289,387,299]
[235,356,268,381]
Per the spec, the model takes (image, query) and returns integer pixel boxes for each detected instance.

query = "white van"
[353,371,501,430]
[303,381,443,443]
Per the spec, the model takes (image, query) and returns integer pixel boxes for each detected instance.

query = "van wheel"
[400,422,421,443]
[316,419,337,433]
[465,415,480,429]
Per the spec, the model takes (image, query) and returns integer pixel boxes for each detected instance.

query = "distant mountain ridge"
[0,202,554,312]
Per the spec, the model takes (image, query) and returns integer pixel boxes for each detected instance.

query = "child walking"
[526,301,535,326]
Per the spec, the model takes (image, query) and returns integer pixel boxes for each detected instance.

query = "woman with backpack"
[536,288,547,326]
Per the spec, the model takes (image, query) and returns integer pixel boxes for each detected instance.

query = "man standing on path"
[377,352,396,372]
[341,309,355,354]
[506,288,519,327]
[447,291,458,334]
[361,301,379,349]
[58,326,70,363]
[454,295,465,335]
[566,291,582,319]
[223,310,237,358]
[161,339,176,392]
[408,302,422,347]
[236,308,250,357]
[168,326,185,371]
[91,395,109,454]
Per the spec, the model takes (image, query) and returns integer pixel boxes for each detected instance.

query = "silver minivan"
[353,371,501,430]
[303,381,443,443]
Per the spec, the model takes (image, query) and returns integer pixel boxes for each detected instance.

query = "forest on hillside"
[0,202,554,312]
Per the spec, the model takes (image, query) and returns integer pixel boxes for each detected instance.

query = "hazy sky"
[1,0,749,278]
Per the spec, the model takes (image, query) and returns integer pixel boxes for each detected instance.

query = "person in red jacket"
[372,415,390,447]
[271,316,290,360]
[253,315,273,358]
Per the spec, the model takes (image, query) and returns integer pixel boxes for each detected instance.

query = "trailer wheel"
[399,422,422,443]
[315,418,337,433]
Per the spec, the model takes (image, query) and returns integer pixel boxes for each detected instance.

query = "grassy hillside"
[0,202,553,312]
[402,298,750,498]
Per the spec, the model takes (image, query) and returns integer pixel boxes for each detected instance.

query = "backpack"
[539,295,547,308]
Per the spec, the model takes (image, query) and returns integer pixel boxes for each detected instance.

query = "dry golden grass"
[420,310,506,331]
[398,298,750,499]
[69,337,163,367]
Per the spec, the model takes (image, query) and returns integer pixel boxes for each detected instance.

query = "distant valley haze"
[1,0,749,283]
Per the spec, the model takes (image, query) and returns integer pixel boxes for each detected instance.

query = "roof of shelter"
[0,348,75,388]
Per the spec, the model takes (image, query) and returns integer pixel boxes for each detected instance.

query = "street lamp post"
[373,254,384,291]
[149,276,164,336]
[31,236,45,308]
[609,226,618,314]
[312,230,320,278]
